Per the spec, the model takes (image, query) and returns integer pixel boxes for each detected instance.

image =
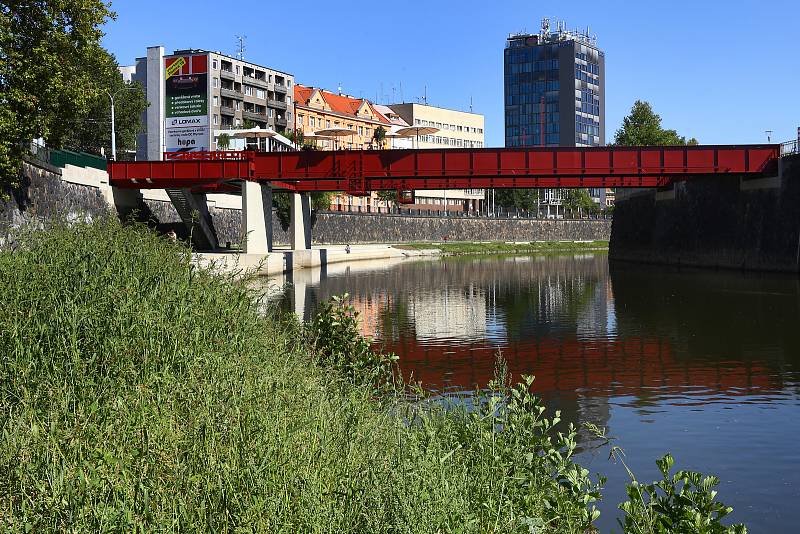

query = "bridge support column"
[290,192,312,250]
[242,180,273,254]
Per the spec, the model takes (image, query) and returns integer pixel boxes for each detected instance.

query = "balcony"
[243,110,267,122]
[244,75,269,89]
[275,117,287,127]
[274,83,287,93]
[219,105,235,116]
[268,99,287,110]
[220,88,243,100]
[220,69,236,81]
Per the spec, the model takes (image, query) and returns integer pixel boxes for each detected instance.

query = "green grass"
[396,240,609,256]
[0,219,602,532]
[0,220,744,533]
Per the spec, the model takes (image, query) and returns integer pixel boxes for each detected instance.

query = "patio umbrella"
[394,125,440,149]
[314,127,356,150]
[227,127,277,151]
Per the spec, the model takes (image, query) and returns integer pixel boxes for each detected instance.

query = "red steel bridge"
[108,144,780,196]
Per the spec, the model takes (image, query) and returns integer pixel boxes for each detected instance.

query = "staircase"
[165,188,219,250]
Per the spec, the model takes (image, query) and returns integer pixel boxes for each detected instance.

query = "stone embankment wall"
[609,155,800,273]
[1,162,110,232]
[309,213,610,244]
[4,160,611,246]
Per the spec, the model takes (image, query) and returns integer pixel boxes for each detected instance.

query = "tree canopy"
[613,100,698,146]
[494,189,539,212]
[0,1,121,187]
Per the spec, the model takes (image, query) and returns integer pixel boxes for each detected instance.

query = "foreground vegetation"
[0,220,744,532]
[398,240,609,256]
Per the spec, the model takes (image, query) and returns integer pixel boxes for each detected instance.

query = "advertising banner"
[164,55,209,153]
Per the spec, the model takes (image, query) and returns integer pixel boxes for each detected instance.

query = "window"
[287,96,291,105]
[268,109,273,118]
[415,119,421,125]
[213,96,219,106]
[457,125,463,132]
[212,59,218,70]
[235,101,240,111]
[256,89,265,99]
[358,126,364,136]
[213,114,218,125]
[310,116,316,127]
[213,77,219,88]
[298,114,304,125]
[326,120,331,128]
[235,65,240,75]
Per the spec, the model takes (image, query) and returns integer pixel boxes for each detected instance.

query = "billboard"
[164,55,208,153]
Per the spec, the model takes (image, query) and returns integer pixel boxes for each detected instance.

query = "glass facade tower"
[504,19,606,208]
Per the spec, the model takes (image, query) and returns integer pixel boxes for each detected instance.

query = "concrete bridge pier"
[242,180,273,254]
[290,192,312,250]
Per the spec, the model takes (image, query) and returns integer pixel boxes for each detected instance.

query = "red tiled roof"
[294,84,391,125]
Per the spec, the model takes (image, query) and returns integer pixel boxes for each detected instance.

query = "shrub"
[616,453,746,534]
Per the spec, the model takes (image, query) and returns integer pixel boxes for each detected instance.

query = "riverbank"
[397,239,609,256]
[0,220,744,532]
[194,240,608,277]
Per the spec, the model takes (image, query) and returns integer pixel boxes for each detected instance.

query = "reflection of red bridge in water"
[381,337,779,400]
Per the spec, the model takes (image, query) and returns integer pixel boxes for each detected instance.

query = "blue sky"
[103,0,799,148]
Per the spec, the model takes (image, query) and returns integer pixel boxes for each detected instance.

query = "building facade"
[504,19,608,209]
[389,103,485,212]
[294,85,396,210]
[128,46,294,160]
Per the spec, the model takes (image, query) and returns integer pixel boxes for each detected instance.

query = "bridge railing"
[780,140,798,157]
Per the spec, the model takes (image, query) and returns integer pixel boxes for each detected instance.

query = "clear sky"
[102,0,799,148]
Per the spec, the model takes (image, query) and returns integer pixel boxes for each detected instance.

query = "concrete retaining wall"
[609,155,800,273]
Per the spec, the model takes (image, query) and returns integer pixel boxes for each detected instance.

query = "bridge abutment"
[609,155,800,273]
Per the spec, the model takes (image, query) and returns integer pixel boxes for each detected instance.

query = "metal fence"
[780,139,798,157]
[321,204,612,220]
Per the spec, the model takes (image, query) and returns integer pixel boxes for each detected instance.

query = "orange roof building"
[294,85,395,210]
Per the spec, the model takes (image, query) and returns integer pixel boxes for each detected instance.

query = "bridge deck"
[108,144,780,194]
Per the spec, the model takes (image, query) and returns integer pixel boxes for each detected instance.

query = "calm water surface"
[273,253,800,533]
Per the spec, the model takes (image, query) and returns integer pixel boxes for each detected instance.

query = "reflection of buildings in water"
[408,284,488,341]
[576,279,616,339]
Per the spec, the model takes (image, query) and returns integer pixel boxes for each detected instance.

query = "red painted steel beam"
[107,145,780,192]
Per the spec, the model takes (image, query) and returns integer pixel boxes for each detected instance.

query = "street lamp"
[106,84,138,161]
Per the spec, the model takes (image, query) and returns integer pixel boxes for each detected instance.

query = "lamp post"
[107,85,138,161]
[106,90,117,160]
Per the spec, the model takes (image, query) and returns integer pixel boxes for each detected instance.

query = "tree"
[61,63,147,160]
[376,190,398,207]
[372,126,386,149]
[217,133,231,151]
[495,188,540,212]
[613,100,695,146]
[0,1,116,188]
[562,189,595,213]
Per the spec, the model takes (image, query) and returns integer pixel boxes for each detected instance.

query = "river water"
[272,253,800,533]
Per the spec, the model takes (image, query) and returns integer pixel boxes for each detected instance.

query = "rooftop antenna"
[423,85,427,105]
[470,95,473,113]
[338,82,343,95]
[399,81,404,103]
[765,130,773,143]
[235,35,246,60]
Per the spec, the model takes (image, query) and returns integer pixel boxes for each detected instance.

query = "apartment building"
[127,46,294,160]
[388,103,485,212]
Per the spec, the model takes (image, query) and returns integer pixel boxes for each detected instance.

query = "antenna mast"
[235,35,246,60]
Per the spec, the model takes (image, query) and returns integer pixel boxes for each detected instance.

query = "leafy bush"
[616,453,746,534]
